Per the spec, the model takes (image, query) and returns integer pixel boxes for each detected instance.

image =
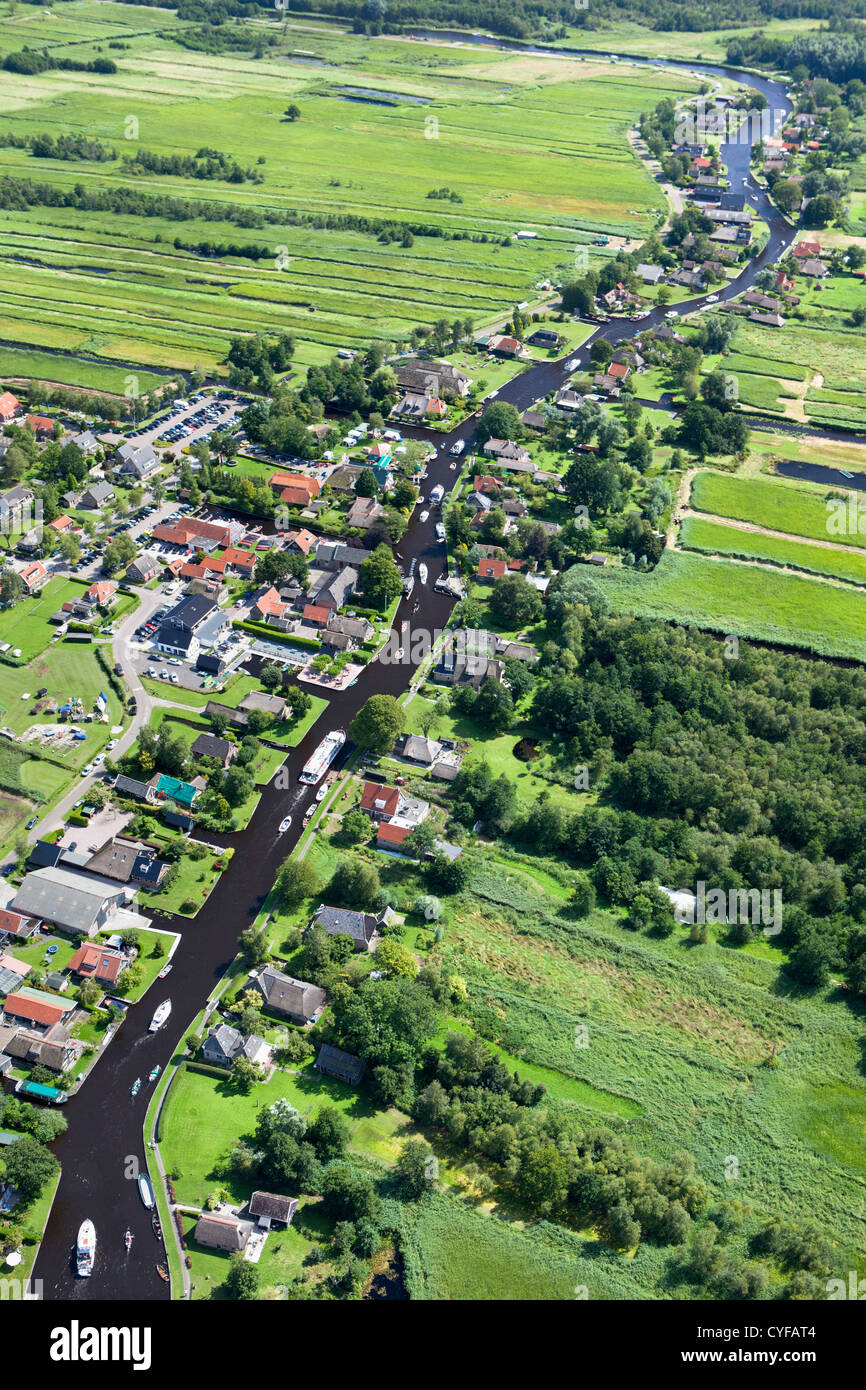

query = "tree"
[222,766,254,808]
[328,857,380,910]
[396,1138,436,1198]
[3,1134,58,1203]
[223,1252,259,1300]
[474,401,523,446]
[427,854,468,894]
[376,938,418,978]
[801,194,837,228]
[102,532,136,575]
[0,569,24,604]
[260,663,282,690]
[275,857,320,908]
[773,178,803,215]
[360,545,402,608]
[489,572,542,628]
[340,807,371,846]
[308,1105,350,1160]
[349,694,405,754]
[231,1056,260,1094]
[284,103,301,121]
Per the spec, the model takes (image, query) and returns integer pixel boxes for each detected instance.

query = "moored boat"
[138,1174,155,1209]
[418,563,428,585]
[76,1220,96,1278]
[149,999,171,1032]
[151,1212,162,1240]
[148,1065,160,1082]
[299,729,345,786]
[156,1263,169,1282]
[278,816,292,833]
[131,1077,141,1098]
[124,1228,133,1253]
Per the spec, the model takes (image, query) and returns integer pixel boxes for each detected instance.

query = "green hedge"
[185,1060,231,1079]
[232,619,321,650]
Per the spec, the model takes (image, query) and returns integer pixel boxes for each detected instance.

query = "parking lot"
[126,391,244,451]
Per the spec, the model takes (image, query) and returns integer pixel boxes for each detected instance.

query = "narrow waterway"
[32,39,795,1302]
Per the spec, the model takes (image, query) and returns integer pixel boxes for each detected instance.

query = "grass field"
[689,472,856,547]
[589,549,866,661]
[680,516,866,587]
[0,578,88,661]
[0,7,697,384]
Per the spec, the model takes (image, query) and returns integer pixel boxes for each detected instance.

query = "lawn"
[137,837,227,918]
[0,578,91,662]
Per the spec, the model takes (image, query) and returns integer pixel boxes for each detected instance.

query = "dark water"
[776,459,866,491]
[31,38,796,1304]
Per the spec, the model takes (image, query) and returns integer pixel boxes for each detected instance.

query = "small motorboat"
[278,816,292,833]
[124,1228,133,1253]
[131,1077,141,1098]
[315,785,328,802]
[76,1220,96,1278]
[149,1000,171,1032]
[148,1066,160,1083]
[152,1212,162,1240]
[138,1174,155,1210]
[418,563,428,585]
[155,1263,169,1283]
[840,469,854,478]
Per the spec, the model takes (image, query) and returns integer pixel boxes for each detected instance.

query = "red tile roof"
[255,587,285,618]
[477,558,507,579]
[377,821,412,846]
[0,908,29,935]
[69,943,126,985]
[221,547,256,571]
[361,782,400,817]
[0,390,20,419]
[303,603,330,626]
[269,472,320,499]
[3,992,65,1027]
[86,580,117,604]
[49,515,75,531]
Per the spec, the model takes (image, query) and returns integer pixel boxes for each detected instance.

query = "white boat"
[149,999,171,1032]
[77,1220,96,1277]
[299,729,345,786]
[278,816,292,833]
[418,563,428,586]
[315,785,328,802]
[138,1174,155,1209]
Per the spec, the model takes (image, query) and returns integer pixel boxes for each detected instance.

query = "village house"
[202,1023,271,1070]
[19,560,48,593]
[191,733,236,767]
[0,390,20,422]
[309,904,379,952]
[255,966,326,1024]
[249,1192,299,1228]
[80,481,115,510]
[194,1213,253,1254]
[346,495,385,529]
[268,471,321,507]
[67,942,129,989]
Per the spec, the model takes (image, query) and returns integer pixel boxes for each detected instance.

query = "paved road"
[31,44,799,1302]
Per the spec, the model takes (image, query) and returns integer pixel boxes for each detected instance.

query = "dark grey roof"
[156,623,194,653]
[28,840,64,868]
[257,967,326,1020]
[165,593,215,631]
[191,733,234,762]
[316,1044,366,1084]
[311,905,375,945]
[249,1191,298,1224]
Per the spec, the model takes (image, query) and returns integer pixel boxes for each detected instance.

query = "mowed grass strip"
[590,550,866,661]
[680,516,866,587]
[690,471,857,547]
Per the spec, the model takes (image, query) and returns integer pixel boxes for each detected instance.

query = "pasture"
[680,515,866,587]
[0,7,698,384]
[589,549,866,661]
[689,472,854,547]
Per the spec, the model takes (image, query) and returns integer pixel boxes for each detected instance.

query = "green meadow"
[680,516,866,587]
[689,472,852,547]
[0,6,697,384]
[589,549,866,661]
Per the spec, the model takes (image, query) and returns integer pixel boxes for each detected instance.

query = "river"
[31,35,793,1303]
